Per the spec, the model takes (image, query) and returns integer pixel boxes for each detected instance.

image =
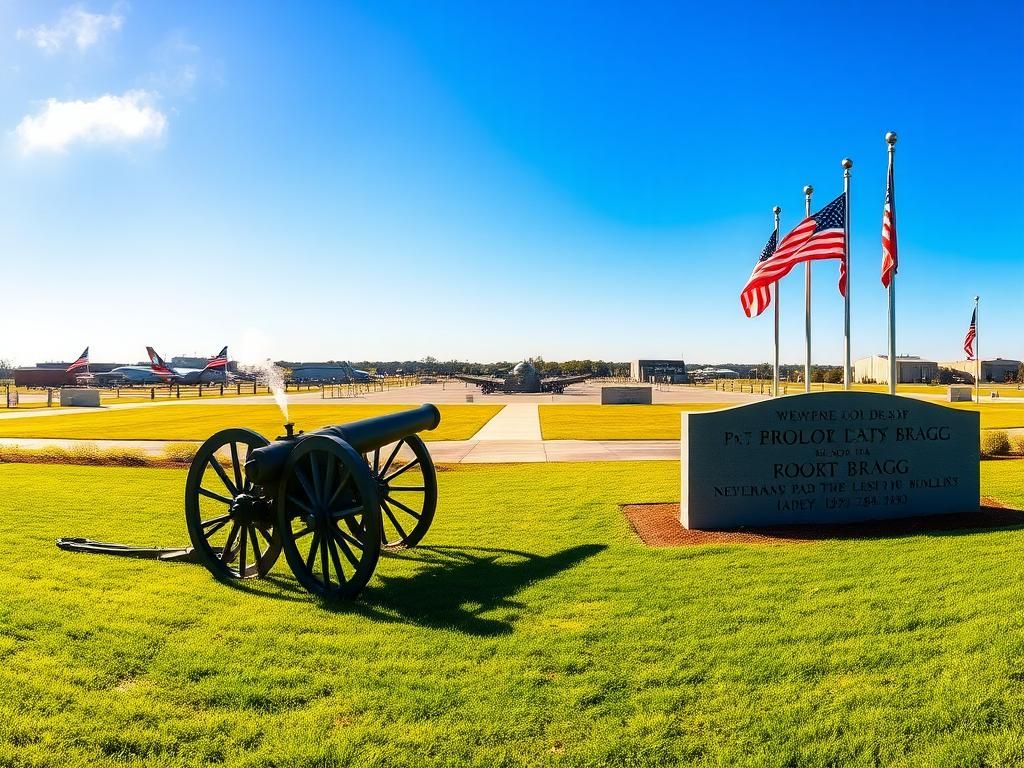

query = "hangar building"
[630,359,688,383]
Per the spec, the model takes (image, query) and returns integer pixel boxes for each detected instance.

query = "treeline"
[334,357,632,377]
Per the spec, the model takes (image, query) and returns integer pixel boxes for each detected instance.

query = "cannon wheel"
[185,428,282,580]
[277,436,381,599]
[364,434,437,549]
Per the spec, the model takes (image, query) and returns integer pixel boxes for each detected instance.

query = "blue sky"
[1,1,1021,366]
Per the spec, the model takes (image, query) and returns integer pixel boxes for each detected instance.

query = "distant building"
[853,355,938,385]
[630,359,688,383]
[289,362,371,383]
[938,358,1021,384]
[14,361,122,388]
[690,367,739,382]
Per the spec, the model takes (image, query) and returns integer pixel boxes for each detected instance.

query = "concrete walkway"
[0,436,680,463]
[469,403,542,441]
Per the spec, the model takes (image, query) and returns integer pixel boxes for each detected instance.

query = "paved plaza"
[1,381,1020,464]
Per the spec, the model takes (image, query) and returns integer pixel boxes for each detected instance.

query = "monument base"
[601,386,652,404]
[624,499,1016,548]
[59,388,101,407]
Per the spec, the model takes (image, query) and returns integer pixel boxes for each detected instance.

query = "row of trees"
[343,357,632,378]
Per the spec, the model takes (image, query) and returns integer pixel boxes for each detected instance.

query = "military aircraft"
[454,361,590,394]
[96,347,231,385]
[145,346,231,384]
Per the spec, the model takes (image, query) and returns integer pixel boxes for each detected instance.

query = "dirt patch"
[623,498,1024,547]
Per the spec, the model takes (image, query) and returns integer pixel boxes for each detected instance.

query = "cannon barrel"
[244,404,441,488]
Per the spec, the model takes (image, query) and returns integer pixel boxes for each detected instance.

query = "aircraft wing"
[540,374,591,391]
[453,374,504,388]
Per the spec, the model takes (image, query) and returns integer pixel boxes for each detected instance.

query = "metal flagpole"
[975,295,981,402]
[773,205,781,397]
[886,133,898,395]
[842,158,853,390]
[803,185,813,392]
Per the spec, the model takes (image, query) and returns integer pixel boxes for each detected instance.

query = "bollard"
[150,387,155,400]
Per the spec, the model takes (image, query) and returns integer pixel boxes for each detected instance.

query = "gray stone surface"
[949,386,973,402]
[601,386,653,405]
[681,392,980,529]
[59,388,101,407]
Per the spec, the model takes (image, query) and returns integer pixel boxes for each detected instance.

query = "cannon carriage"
[183,404,441,599]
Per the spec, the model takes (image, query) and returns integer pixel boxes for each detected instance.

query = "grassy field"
[540,401,1024,440]
[0,403,502,442]
[2,460,1024,766]
[539,404,728,440]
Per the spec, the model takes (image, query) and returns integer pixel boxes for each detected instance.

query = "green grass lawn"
[0,403,502,442]
[2,459,1024,766]
[541,402,1024,440]
[540,404,728,440]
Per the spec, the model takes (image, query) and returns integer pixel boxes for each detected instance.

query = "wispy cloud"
[17,3,126,53]
[148,31,202,95]
[16,90,166,154]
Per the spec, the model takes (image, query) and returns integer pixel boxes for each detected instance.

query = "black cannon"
[183,404,441,599]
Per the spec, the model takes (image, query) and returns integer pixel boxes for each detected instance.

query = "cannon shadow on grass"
[324,543,607,636]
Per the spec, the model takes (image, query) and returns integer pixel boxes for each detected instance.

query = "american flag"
[66,347,89,373]
[739,193,847,317]
[881,157,898,288]
[204,346,228,370]
[964,308,977,359]
[740,229,777,317]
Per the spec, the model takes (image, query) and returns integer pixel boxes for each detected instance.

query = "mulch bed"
[623,497,1023,547]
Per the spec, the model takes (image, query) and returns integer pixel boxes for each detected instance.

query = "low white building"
[853,355,937,385]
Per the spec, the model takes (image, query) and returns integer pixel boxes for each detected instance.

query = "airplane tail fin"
[146,347,174,379]
[203,346,229,371]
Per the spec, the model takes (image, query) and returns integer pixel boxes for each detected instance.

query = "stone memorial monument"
[681,392,979,528]
[59,388,101,407]
[601,386,653,405]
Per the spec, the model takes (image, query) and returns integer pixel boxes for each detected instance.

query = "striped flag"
[964,308,977,359]
[740,229,777,317]
[204,346,228,371]
[739,193,847,317]
[66,347,89,373]
[881,156,898,287]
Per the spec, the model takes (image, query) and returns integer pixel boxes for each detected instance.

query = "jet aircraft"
[97,346,231,385]
[454,361,590,394]
[146,346,232,384]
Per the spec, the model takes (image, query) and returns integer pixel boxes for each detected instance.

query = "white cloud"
[16,90,166,154]
[17,4,125,53]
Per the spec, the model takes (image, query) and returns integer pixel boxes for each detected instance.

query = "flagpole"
[886,132,898,396]
[772,205,781,397]
[975,295,981,403]
[842,158,853,390]
[803,185,814,392]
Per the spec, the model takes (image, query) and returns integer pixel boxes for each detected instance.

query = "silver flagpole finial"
[772,205,781,215]
[841,158,853,170]
[885,131,898,146]
[803,185,813,196]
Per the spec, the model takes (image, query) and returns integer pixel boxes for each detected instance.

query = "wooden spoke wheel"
[277,436,381,600]
[185,428,281,580]
[364,435,437,549]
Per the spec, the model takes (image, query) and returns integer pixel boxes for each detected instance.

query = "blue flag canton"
[813,193,846,233]
[758,230,778,262]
